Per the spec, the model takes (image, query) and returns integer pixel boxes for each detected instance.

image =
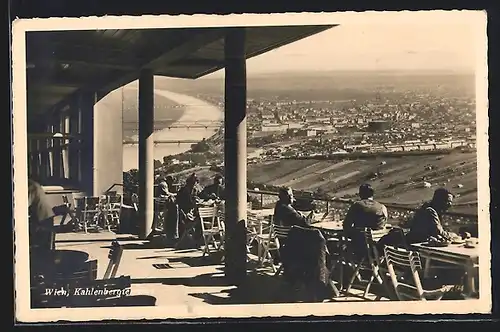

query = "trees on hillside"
[190,138,210,153]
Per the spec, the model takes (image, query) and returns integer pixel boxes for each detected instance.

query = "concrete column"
[223,28,248,284]
[79,91,95,196]
[138,69,155,239]
[68,99,79,183]
[52,112,62,180]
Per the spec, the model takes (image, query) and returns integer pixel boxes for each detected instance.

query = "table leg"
[423,257,432,278]
[464,264,477,297]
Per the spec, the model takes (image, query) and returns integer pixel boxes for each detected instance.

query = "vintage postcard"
[12,11,490,322]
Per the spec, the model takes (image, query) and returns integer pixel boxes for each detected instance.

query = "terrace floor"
[54,229,392,307]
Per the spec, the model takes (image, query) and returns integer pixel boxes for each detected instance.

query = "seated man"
[343,184,388,260]
[405,187,456,244]
[273,187,314,228]
[343,183,388,233]
[200,174,225,200]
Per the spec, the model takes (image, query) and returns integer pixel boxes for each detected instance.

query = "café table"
[411,239,479,297]
[311,221,344,232]
[248,208,275,219]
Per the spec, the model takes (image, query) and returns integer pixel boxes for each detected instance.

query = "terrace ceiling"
[26,25,337,116]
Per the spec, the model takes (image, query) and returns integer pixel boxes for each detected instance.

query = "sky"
[205,16,480,78]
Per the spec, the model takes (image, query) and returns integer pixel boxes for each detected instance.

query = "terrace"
[21,25,480,314]
[36,188,479,309]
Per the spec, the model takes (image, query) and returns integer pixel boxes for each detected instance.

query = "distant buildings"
[368,120,392,132]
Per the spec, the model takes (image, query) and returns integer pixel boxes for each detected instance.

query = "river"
[122,88,223,171]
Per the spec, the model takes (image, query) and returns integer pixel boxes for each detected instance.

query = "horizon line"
[195,68,475,79]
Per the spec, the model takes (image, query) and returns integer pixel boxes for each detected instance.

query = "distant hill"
[247,151,477,214]
[154,70,475,100]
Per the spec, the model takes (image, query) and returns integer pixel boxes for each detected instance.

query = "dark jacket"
[176,184,201,214]
[273,201,310,228]
[281,226,333,300]
[200,183,225,200]
[405,202,452,244]
[343,199,388,233]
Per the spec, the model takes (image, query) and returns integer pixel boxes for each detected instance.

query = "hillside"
[247,151,477,214]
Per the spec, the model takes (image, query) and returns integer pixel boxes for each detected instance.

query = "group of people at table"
[27,172,469,256]
[27,173,475,299]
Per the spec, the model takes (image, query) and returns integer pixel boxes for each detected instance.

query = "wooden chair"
[384,245,458,301]
[345,228,388,299]
[60,194,79,227]
[198,206,220,257]
[105,194,122,231]
[246,212,262,259]
[104,240,124,279]
[257,218,289,273]
[272,224,292,276]
[77,197,103,233]
[215,203,226,259]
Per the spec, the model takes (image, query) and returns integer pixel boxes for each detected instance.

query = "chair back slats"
[198,206,216,218]
[85,197,101,211]
[273,224,291,240]
[384,245,425,300]
[366,228,388,243]
[384,246,422,268]
[198,206,217,232]
[108,194,122,205]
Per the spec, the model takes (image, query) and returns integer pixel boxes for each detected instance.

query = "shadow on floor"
[131,272,233,287]
[187,272,343,305]
[118,241,171,250]
[137,255,171,260]
[167,254,223,268]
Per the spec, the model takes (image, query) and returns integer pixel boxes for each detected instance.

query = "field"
[247,151,477,214]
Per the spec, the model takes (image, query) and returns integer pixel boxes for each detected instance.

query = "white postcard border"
[12,11,491,322]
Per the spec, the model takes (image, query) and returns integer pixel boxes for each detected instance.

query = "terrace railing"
[247,189,478,233]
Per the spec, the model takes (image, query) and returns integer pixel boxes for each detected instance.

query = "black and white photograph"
[12,11,490,322]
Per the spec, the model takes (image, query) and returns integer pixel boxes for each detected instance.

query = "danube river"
[122,88,223,171]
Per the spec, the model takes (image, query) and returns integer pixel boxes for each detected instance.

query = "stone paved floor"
[54,230,391,308]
